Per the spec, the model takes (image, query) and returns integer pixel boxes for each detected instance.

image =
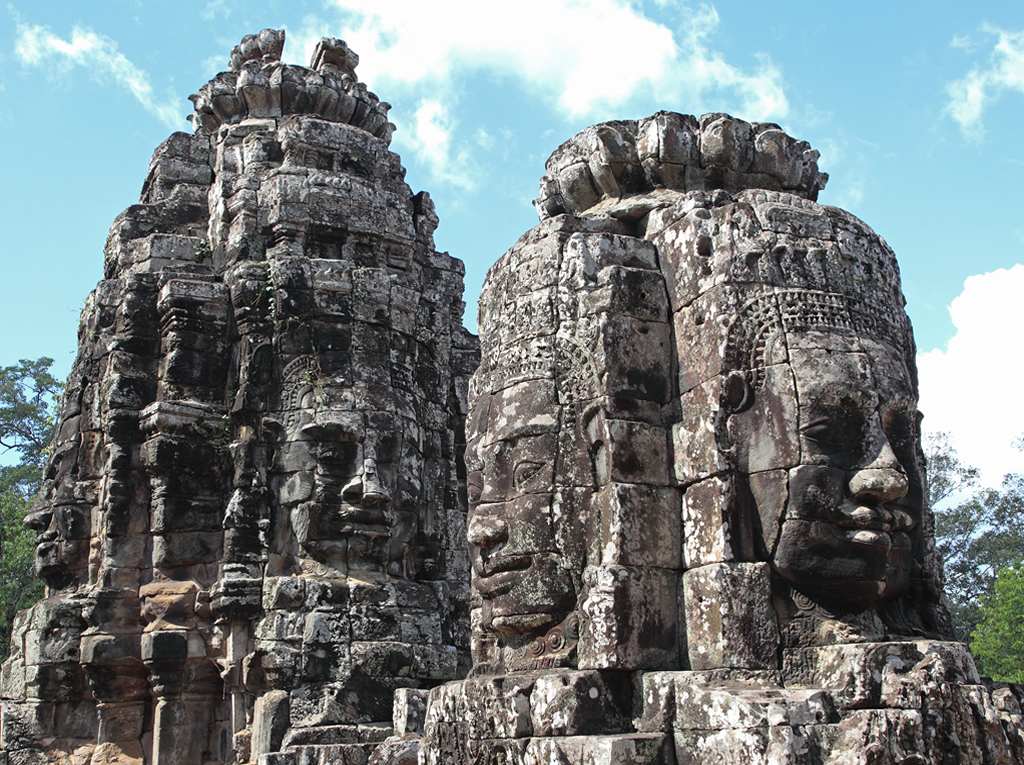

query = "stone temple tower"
[1,30,477,765]
[419,113,1024,764]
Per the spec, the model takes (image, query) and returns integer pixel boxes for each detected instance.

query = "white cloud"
[946,26,1024,138]
[290,0,787,188]
[13,20,183,129]
[917,265,1024,486]
[316,0,786,121]
[392,99,477,190]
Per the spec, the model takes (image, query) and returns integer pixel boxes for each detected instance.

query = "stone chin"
[477,554,575,638]
[772,520,915,605]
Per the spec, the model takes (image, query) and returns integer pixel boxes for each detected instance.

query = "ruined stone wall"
[1,30,477,765]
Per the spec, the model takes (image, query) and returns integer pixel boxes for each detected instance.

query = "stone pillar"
[81,590,149,762]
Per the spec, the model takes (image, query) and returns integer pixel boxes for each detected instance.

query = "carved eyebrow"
[487,417,558,444]
[799,384,877,409]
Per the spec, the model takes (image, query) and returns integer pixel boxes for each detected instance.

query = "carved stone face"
[276,377,421,575]
[735,338,923,604]
[25,502,88,588]
[466,379,577,638]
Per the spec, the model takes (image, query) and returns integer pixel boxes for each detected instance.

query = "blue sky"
[1,0,1022,485]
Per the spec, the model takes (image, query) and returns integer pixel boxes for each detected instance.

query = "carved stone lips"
[474,556,532,596]
[834,504,916,533]
[330,506,389,537]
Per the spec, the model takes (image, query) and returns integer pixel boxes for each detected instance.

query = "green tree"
[0,357,62,658]
[924,431,979,508]
[970,565,1024,682]
[926,433,1024,643]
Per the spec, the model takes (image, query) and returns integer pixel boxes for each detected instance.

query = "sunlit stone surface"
[0,30,477,765]
[419,113,1024,765]
[2,26,1021,763]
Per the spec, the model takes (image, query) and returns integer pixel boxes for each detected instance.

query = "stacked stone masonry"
[2,28,1022,765]
[421,115,1024,763]
[1,31,476,765]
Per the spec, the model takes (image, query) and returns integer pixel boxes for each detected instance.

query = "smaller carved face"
[275,386,421,574]
[733,338,923,604]
[466,380,576,638]
[25,502,88,588]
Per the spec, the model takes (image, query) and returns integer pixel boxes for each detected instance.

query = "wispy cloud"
[202,0,232,21]
[950,34,973,52]
[945,26,1024,139]
[12,18,183,129]
[918,265,1024,486]
[290,0,788,188]
[392,99,478,190]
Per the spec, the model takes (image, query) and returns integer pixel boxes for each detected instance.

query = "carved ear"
[261,415,286,442]
[722,371,754,414]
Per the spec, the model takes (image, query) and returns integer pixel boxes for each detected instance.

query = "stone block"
[581,734,674,764]
[0,701,53,750]
[725,364,799,474]
[592,315,673,404]
[783,641,980,711]
[673,683,834,731]
[683,563,778,671]
[350,642,415,678]
[411,645,457,680]
[263,576,306,611]
[530,670,632,737]
[392,688,430,737]
[673,378,727,485]
[303,612,349,644]
[580,565,680,671]
[598,483,681,570]
[596,419,671,487]
[252,690,290,761]
[95,700,145,743]
[564,233,660,273]
[589,267,671,322]
[152,531,221,566]
[681,476,733,567]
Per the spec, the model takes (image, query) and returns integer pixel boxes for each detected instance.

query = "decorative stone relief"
[1,30,477,765]
[420,113,1024,765]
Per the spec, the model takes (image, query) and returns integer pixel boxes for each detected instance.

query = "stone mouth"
[833,503,917,533]
[474,559,532,597]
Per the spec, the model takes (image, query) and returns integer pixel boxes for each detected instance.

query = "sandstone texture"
[1,31,476,765]
[3,27,1021,765]
[420,114,1024,764]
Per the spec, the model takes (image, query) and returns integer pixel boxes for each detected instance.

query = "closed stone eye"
[513,461,545,488]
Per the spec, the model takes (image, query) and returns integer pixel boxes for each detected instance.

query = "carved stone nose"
[467,514,508,549]
[24,507,53,534]
[848,442,908,503]
[356,458,391,505]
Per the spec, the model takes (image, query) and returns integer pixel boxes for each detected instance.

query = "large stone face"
[420,113,1024,764]
[3,32,1022,763]
[1,31,477,765]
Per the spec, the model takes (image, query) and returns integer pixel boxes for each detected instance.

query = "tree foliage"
[970,566,1024,682]
[926,433,1024,644]
[0,358,61,658]
[924,431,980,508]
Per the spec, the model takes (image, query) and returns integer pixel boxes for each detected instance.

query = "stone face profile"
[2,27,1023,764]
[1,30,476,765]
[420,113,1024,763]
